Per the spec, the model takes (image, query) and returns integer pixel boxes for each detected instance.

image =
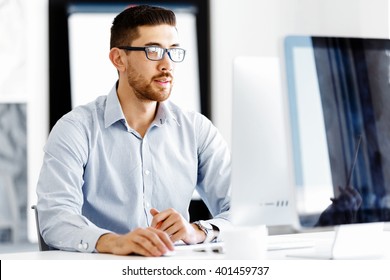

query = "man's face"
[124,24,179,102]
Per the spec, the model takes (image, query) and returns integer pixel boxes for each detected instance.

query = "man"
[36,5,231,257]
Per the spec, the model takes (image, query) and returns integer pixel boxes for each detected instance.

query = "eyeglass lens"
[146,47,185,62]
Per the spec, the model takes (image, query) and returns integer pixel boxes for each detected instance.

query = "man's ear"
[109,48,126,72]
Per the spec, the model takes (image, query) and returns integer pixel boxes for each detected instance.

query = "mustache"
[152,73,173,80]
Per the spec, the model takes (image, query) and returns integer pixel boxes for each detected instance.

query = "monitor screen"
[284,36,390,228]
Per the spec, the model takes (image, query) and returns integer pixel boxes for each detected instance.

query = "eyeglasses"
[118,46,186,62]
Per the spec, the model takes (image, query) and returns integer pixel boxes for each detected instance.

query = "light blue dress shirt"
[36,84,231,252]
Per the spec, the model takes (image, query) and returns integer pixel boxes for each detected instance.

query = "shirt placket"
[141,135,154,226]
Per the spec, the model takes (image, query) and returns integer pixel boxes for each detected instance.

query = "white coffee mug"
[224,224,268,259]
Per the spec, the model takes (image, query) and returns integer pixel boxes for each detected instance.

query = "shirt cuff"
[75,227,112,253]
[206,218,233,242]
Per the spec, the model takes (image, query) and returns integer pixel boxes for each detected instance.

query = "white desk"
[1,231,390,260]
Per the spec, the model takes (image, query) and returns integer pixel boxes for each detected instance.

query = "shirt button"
[144,170,150,175]
[78,242,88,251]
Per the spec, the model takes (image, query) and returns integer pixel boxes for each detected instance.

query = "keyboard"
[164,237,315,256]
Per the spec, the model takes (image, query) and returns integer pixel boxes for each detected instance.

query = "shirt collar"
[104,84,125,128]
[154,102,180,127]
[104,83,180,128]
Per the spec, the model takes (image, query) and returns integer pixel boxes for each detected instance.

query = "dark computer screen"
[284,35,390,227]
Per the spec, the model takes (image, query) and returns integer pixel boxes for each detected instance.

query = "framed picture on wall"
[0,102,27,242]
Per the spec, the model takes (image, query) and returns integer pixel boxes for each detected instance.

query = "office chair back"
[31,205,51,251]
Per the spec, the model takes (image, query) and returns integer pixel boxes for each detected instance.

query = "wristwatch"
[194,220,215,243]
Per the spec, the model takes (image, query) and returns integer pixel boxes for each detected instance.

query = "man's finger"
[150,208,162,228]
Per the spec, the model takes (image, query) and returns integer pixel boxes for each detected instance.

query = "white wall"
[210,0,390,147]
[0,0,48,243]
[26,0,49,242]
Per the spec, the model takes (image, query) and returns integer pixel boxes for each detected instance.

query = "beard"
[126,64,173,102]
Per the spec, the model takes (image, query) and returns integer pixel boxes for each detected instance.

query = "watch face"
[195,221,216,243]
[200,221,213,231]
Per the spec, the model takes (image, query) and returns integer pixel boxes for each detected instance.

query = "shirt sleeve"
[36,116,110,253]
[195,114,232,241]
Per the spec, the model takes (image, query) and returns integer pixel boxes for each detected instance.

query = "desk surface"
[1,230,389,260]
[2,231,389,260]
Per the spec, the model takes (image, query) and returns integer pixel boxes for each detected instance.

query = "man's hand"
[96,227,174,257]
[150,208,206,244]
[315,185,363,226]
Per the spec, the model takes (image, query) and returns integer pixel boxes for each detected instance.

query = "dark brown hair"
[110,5,176,49]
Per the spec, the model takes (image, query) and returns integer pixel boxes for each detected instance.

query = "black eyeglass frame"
[118,46,186,62]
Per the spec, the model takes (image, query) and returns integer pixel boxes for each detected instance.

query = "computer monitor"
[284,35,390,228]
[231,56,299,230]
